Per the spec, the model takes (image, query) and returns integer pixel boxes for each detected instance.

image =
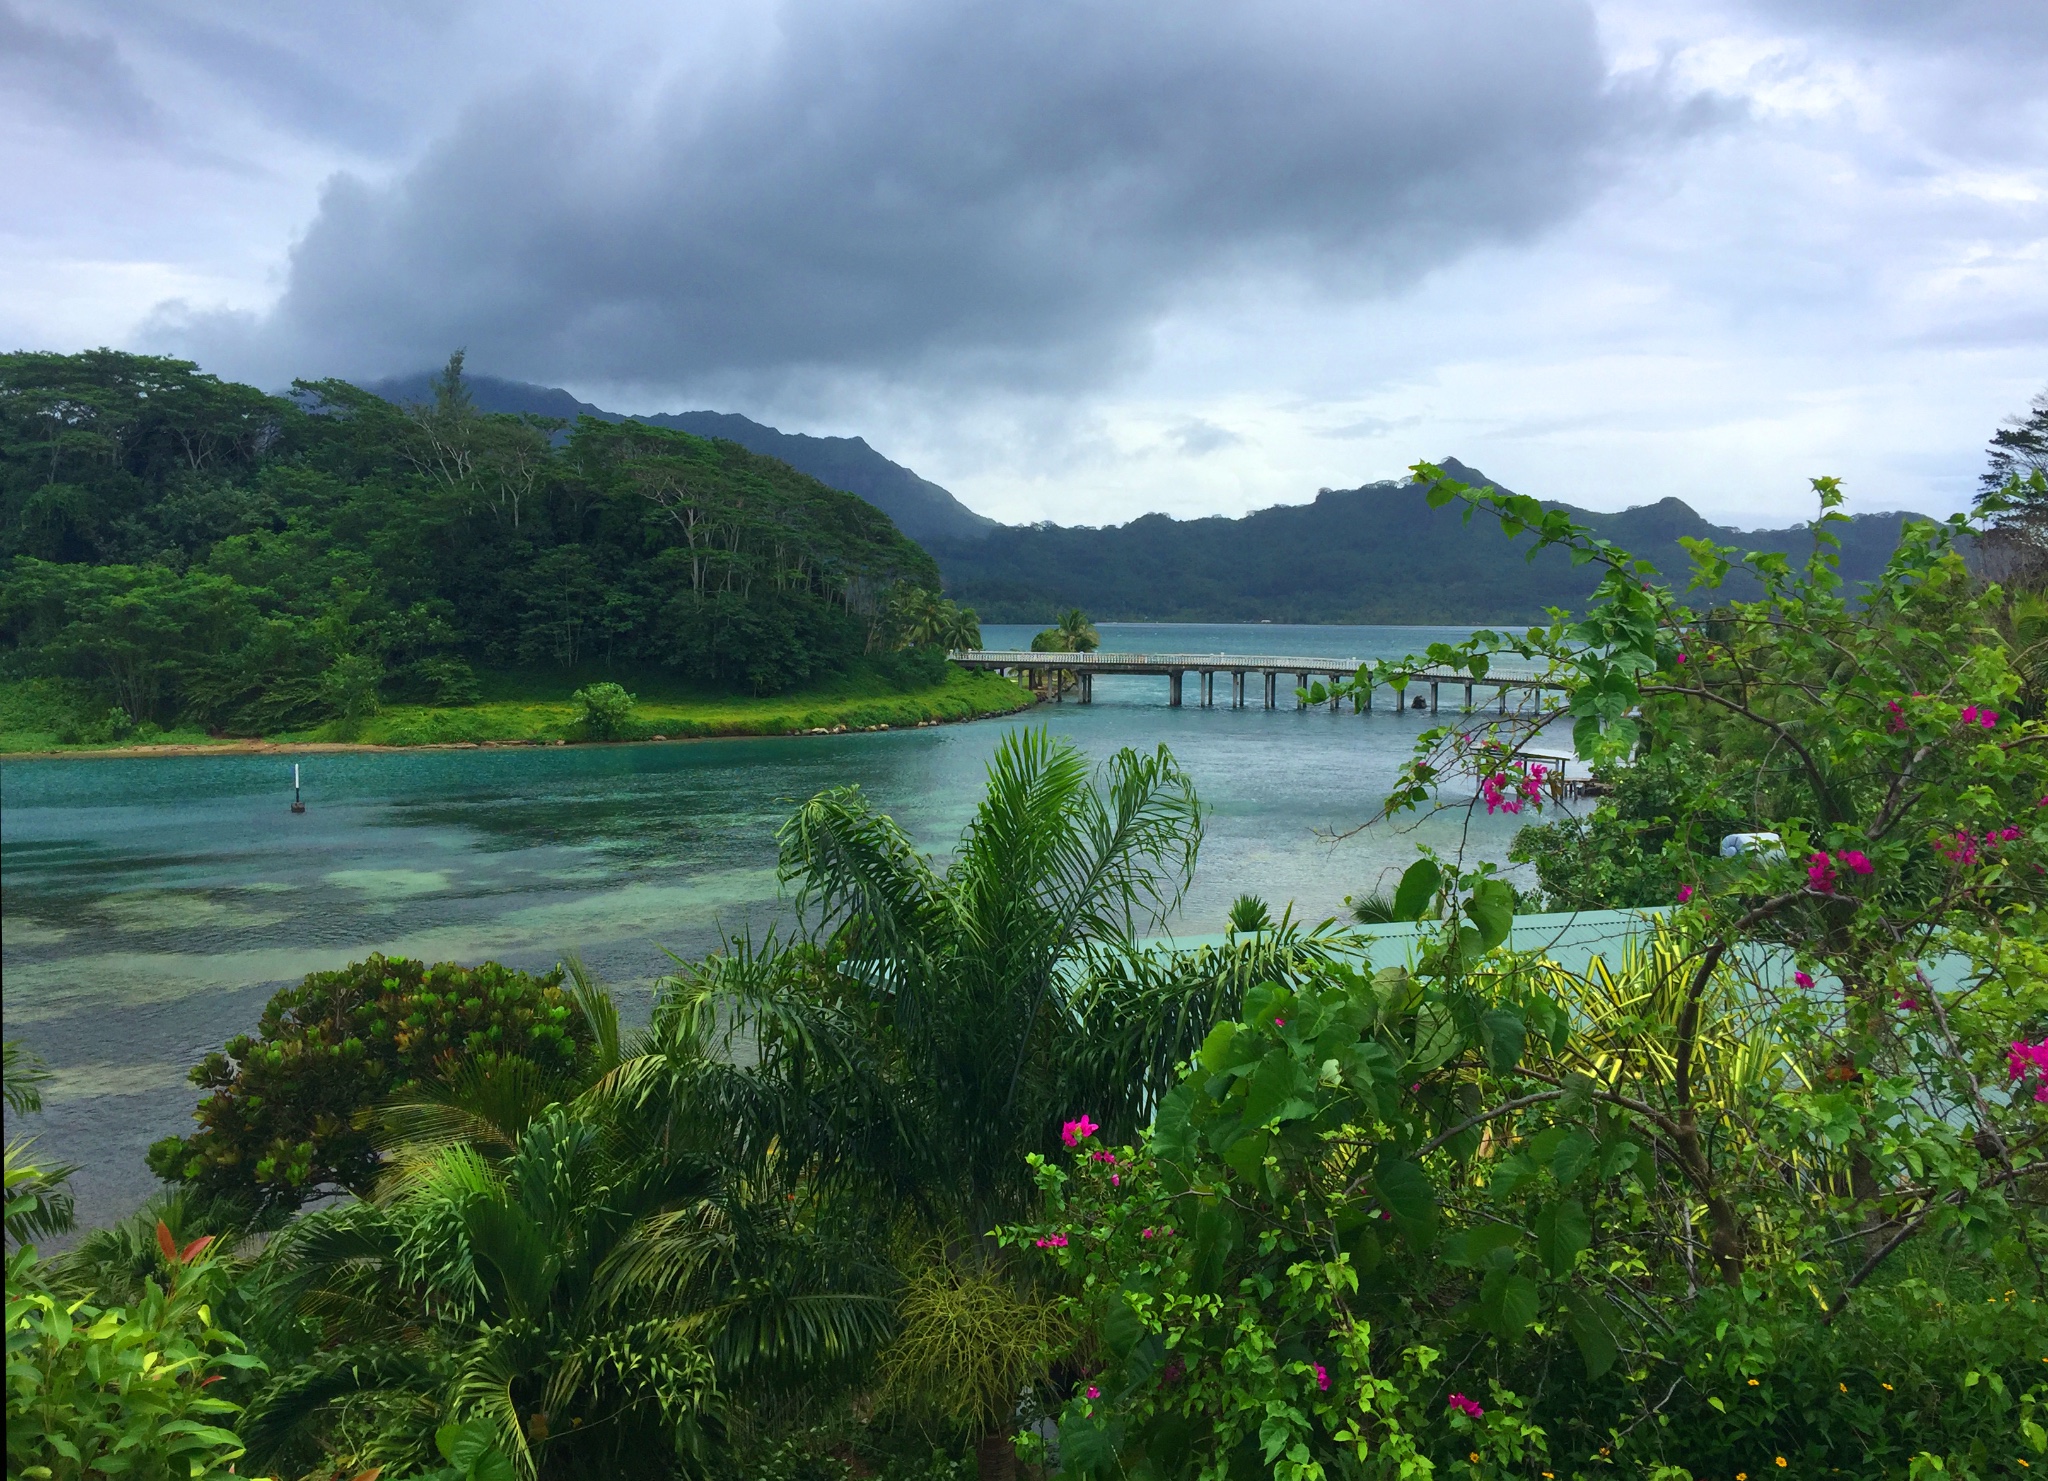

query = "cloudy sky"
[4,0,2044,528]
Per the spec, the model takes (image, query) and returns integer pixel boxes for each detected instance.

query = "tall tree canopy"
[0,351,940,732]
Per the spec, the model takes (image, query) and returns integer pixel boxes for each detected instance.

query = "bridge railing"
[949,650,1556,681]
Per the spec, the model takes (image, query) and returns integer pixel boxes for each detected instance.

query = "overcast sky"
[4,0,2043,528]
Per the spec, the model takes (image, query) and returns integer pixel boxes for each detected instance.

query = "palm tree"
[244,969,896,1480]
[701,729,1357,1230]
[1053,608,1099,653]
[671,731,1357,1475]
[938,601,982,652]
[887,586,947,649]
[717,729,1200,1230]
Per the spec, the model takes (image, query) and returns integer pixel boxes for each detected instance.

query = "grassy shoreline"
[0,665,1035,758]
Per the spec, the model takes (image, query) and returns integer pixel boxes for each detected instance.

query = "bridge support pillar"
[1201,670,1213,707]
[1080,672,1092,704]
[1265,672,1277,708]
[1364,681,1373,713]
[1169,671,1183,707]
[1328,675,1341,711]
[1498,685,1507,714]
[1232,671,1245,708]
[1463,681,1474,711]
[1296,673,1308,709]
[1430,681,1440,713]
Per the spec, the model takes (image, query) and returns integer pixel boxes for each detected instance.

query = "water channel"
[2,622,1537,1228]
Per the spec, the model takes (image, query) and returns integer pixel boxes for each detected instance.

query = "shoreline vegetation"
[0,663,1033,758]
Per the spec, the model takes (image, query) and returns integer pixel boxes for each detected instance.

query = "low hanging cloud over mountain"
[159,0,1674,393]
[5,0,2045,526]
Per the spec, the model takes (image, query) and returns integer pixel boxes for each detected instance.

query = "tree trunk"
[976,1432,1018,1481]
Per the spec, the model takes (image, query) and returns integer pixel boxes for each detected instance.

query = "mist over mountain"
[925,460,1933,625]
[359,371,999,544]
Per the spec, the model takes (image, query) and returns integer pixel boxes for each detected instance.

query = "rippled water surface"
[4,623,1534,1227]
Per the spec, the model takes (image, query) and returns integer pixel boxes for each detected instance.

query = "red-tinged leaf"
[180,1234,214,1262]
[156,1220,179,1263]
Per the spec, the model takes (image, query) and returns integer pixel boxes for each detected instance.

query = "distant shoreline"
[0,667,1035,761]
[0,713,996,762]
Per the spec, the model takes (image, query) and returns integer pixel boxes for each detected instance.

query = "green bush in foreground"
[146,954,588,1214]
[1006,467,2048,1479]
[5,1187,262,1481]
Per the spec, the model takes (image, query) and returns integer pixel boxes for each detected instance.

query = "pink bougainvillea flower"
[1062,1115,1100,1147]
[1837,849,1873,875]
[1273,1017,1287,1028]
[1794,970,1816,990]
[1034,1234,1069,1249]
[1314,1362,1330,1391]
[1677,884,1695,904]
[1807,853,1837,892]
[1898,998,1918,1011]
[1886,699,1909,732]
[1141,1227,1155,1239]
[1675,652,1688,664]
[1111,1173,1120,1186]
[1936,829,1981,865]
[1085,1385,1100,1399]
[1447,1393,1485,1418]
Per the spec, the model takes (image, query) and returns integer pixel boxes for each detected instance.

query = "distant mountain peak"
[356,371,999,545]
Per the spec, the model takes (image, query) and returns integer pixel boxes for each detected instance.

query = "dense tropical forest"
[0,351,986,746]
[362,369,999,545]
[10,391,2048,1478]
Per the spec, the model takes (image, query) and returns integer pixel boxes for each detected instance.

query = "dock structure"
[949,650,1562,714]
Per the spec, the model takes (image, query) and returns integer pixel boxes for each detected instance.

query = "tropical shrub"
[147,955,589,1214]
[571,679,636,739]
[6,1205,262,1481]
[1005,468,2048,1479]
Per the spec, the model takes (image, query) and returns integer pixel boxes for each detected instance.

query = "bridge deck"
[949,650,1562,711]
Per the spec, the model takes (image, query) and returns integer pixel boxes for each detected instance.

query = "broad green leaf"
[1479,1267,1540,1334]
[1468,878,1515,951]
[1102,1294,1145,1357]
[1151,1082,1198,1164]
[1220,1130,1270,1188]
[1534,1198,1591,1275]
[1478,1008,1525,1072]
[1196,1021,1239,1074]
[1563,1287,1622,1377]
[1340,1040,1398,1090]
[1551,1130,1599,1184]
[1060,1413,1121,1477]
[1392,858,1442,921]
[1373,1156,1437,1240]
[1241,1050,1310,1127]
[1410,1002,1463,1074]
[1598,1136,1641,1181]
[1441,1221,1522,1267]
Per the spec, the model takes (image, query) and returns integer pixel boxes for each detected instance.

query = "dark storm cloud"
[167,0,1665,392]
[1,2,160,139]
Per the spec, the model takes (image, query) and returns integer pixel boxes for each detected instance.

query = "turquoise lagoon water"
[3,623,1537,1228]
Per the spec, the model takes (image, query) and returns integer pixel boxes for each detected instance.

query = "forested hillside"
[361,369,999,542]
[930,458,1929,623]
[0,351,939,738]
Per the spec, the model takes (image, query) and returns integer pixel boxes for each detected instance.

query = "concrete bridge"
[948,649,1563,714]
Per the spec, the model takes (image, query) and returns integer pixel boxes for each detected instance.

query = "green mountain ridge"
[358,374,1933,626]
[925,459,1933,624]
